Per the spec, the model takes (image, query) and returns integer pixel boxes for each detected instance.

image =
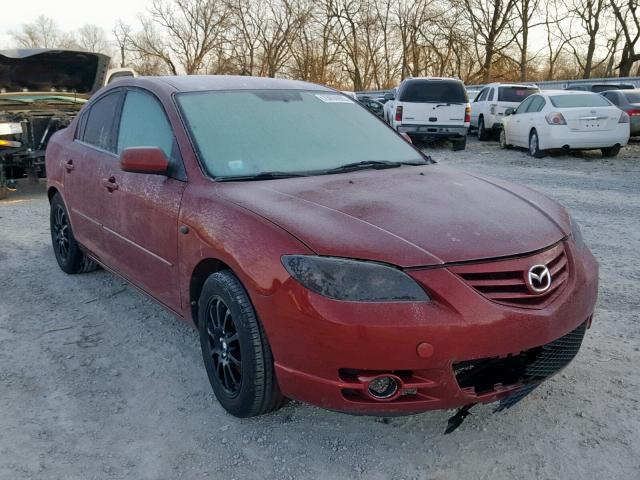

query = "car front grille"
[449,242,569,309]
[453,321,587,395]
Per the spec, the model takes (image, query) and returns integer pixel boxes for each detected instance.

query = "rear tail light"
[545,112,567,125]
[464,104,471,123]
[627,109,640,117]
[619,111,630,123]
[395,105,403,122]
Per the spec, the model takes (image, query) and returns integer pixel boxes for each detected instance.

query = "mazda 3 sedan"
[46,76,598,419]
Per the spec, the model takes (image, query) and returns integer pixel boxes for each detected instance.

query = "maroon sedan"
[46,76,598,421]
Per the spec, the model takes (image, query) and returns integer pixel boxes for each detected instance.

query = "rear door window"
[399,80,467,103]
[514,96,534,114]
[498,86,538,102]
[82,91,122,152]
[526,96,545,112]
[488,88,495,101]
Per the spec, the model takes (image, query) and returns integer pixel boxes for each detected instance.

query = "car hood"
[0,49,110,95]
[218,164,570,267]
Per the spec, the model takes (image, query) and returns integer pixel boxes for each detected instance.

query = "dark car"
[46,76,598,421]
[565,82,635,93]
[359,98,385,118]
[601,89,640,136]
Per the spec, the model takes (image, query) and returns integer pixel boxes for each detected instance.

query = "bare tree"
[459,0,519,83]
[76,25,112,55]
[562,0,609,78]
[9,15,76,49]
[128,0,230,74]
[610,0,640,77]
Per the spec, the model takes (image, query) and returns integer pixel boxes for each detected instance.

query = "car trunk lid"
[563,106,620,132]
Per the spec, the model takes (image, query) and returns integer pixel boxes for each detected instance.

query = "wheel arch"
[189,257,233,326]
[47,186,60,203]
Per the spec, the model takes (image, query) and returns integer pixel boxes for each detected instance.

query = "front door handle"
[103,176,119,191]
[65,159,74,172]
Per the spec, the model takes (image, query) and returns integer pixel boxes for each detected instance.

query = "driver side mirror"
[120,147,169,175]
[505,107,515,116]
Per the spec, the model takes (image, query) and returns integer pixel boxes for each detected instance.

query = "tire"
[499,129,511,149]
[198,271,286,417]
[528,130,545,158]
[50,193,98,274]
[477,117,489,141]
[0,185,7,200]
[452,137,466,151]
[601,145,621,157]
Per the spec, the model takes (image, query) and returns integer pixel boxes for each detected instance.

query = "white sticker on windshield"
[315,94,354,104]
[227,160,244,171]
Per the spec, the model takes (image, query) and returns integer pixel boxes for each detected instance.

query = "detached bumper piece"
[445,321,587,433]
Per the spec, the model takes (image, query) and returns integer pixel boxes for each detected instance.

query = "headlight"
[281,255,430,302]
[569,213,586,249]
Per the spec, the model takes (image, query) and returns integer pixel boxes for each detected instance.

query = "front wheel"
[499,129,511,149]
[601,145,621,157]
[198,271,286,417]
[528,130,545,158]
[50,193,98,274]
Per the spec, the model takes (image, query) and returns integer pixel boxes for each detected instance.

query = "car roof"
[130,75,334,93]
[541,89,599,96]
[485,82,538,88]
[402,76,462,83]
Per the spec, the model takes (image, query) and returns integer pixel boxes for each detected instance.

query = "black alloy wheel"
[205,296,243,396]
[52,203,70,262]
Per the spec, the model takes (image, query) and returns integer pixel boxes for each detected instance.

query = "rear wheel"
[528,130,545,158]
[601,145,621,158]
[199,271,286,417]
[50,193,98,274]
[452,137,466,151]
[477,117,489,141]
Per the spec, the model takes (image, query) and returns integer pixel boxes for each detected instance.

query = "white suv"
[471,83,539,140]
[385,77,471,150]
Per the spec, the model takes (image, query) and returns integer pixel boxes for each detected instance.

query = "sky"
[0,0,152,48]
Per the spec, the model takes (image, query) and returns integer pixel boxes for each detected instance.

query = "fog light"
[367,376,398,399]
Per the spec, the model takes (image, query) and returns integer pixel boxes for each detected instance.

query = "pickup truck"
[384,77,470,151]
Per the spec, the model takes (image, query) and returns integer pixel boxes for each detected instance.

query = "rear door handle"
[65,159,74,172]
[103,176,119,191]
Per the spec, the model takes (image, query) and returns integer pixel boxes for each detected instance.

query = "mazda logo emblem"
[526,264,552,294]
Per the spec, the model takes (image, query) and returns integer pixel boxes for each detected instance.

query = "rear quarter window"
[399,80,467,103]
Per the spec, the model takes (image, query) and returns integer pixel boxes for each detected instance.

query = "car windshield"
[549,94,611,108]
[399,80,467,103]
[623,92,640,104]
[498,86,538,102]
[177,89,425,179]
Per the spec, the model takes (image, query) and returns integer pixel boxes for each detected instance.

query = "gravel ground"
[0,137,639,480]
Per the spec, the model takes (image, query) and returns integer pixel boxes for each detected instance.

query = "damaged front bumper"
[251,240,598,419]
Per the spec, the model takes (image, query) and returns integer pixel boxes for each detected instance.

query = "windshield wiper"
[321,160,425,174]
[217,171,309,181]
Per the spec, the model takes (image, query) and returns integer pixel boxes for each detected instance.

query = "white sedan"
[500,90,630,157]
